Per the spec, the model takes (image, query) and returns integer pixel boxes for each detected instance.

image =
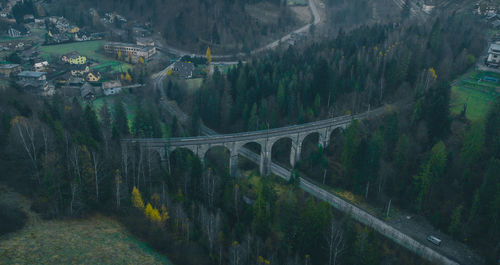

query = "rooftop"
[489,43,500,53]
[18,71,46,78]
[63,51,83,59]
[70,64,89,71]
[80,83,94,98]
[102,80,122,89]
[0,64,19,69]
[105,42,154,52]
[173,61,194,78]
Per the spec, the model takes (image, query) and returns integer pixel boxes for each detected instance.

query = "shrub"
[0,203,27,235]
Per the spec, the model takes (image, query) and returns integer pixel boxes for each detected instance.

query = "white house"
[487,43,500,67]
[102,80,122,96]
[33,61,49,72]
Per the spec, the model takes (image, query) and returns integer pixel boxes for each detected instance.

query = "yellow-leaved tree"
[161,204,169,224]
[429,67,438,80]
[131,186,144,209]
[117,50,122,60]
[206,46,212,64]
[138,57,144,64]
[145,203,162,225]
[124,72,132,82]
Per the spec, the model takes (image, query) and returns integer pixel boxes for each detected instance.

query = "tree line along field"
[87,93,174,138]
[0,215,172,264]
[450,70,500,121]
[39,40,132,72]
[0,185,172,265]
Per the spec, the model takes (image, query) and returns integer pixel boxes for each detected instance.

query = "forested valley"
[0,74,438,264]
[167,10,498,263]
[0,3,498,265]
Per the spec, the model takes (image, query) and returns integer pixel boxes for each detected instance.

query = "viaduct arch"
[122,109,382,176]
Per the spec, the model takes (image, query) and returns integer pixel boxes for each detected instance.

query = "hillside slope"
[50,0,302,53]
[0,186,171,265]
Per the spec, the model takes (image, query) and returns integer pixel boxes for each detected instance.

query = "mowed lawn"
[0,214,172,265]
[39,40,132,72]
[450,70,500,121]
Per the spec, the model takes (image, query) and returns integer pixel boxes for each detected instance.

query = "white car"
[427,235,442,246]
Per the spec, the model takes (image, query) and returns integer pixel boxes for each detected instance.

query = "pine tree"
[448,205,463,237]
[112,99,129,137]
[253,183,269,237]
[83,105,101,142]
[413,141,447,210]
[341,121,359,182]
[248,103,259,131]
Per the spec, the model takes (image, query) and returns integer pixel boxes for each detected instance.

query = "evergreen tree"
[341,121,359,184]
[424,81,451,143]
[112,99,129,137]
[83,105,101,142]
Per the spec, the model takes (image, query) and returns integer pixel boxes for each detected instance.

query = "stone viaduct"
[122,108,383,176]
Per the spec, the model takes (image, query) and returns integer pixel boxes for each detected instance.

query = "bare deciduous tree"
[12,116,40,184]
[91,150,101,202]
[326,221,346,265]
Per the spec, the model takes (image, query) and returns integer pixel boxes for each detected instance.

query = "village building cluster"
[45,16,103,44]
[104,41,156,63]
[0,0,206,100]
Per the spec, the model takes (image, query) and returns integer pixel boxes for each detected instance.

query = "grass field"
[0,215,172,265]
[0,185,172,265]
[450,70,500,121]
[39,40,132,72]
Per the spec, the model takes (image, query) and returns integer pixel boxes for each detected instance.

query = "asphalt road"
[156,0,321,59]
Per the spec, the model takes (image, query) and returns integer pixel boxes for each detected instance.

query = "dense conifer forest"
[0,1,498,264]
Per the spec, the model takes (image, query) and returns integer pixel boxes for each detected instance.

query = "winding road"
[157,0,321,60]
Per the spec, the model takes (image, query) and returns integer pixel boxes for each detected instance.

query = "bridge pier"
[259,141,272,176]
[319,129,331,149]
[229,143,239,177]
[229,153,238,177]
[290,140,301,168]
